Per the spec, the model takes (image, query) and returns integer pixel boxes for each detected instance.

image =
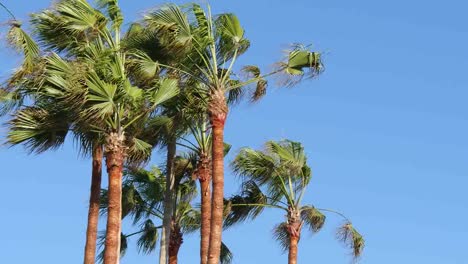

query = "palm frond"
[144,4,192,46]
[137,219,159,254]
[7,106,69,153]
[7,21,40,72]
[336,222,365,259]
[300,206,325,233]
[272,222,290,252]
[224,180,268,227]
[220,241,234,264]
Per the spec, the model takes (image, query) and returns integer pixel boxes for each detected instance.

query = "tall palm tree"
[136,5,323,262]
[5,1,179,263]
[228,140,364,264]
[1,4,106,264]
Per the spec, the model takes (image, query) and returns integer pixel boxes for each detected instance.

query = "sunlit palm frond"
[97,0,123,30]
[144,4,192,46]
[6,21,40,72]
[231,147,277,185]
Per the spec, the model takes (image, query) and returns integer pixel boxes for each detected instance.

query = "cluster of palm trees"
[0,1,364,264]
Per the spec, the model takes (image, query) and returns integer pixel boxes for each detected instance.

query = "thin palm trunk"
[83,144,103,264]
[287,209,302,264]
[207,89,228,264]
[104,133,125,264]
[168,220,183,264]
[160,138,177,264]
[198,155,211,264]
[288,235,299,264]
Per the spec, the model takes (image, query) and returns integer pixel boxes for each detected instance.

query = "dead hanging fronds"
[336,222,365,259]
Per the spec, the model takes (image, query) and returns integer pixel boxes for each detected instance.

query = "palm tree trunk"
[168,220,183,264]
[160,138,177,264]
[207,89,228,264]
[288,235,299,264]
[103,132,125,264]
[198,155,211,264]
[83,144,103,264]
[286,210,302,264]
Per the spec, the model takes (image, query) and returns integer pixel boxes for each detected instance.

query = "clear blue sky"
[1,0,467,263]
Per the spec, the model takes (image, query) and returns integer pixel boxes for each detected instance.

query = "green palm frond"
[97,0,123,30]
[136,219,159,254]
[7,106,69,153]
[144,4,192,45]
[220,241,234,264]
[276,44,324,87]
[147,78,179,108]
[300,206,326,233]
[6,21,40,72]
[337,222,365,259]
[224,180,268,227]
[272,222,290,252]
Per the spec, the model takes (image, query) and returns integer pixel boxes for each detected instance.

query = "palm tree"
[99,159,233,264]
[5,1,179,263]
[136,5,323,262]
[227,140,364,264]
[1,4,106,264]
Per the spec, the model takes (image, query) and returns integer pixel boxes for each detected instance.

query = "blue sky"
[1,0,467,263]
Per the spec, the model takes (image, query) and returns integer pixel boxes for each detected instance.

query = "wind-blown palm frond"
[136,219,159,254]
[144,4,192,46]
[7,106,70,153]
[272,222,290,252]
[300,206,326,233]
[337,222,365,259]
[224,180,268,227]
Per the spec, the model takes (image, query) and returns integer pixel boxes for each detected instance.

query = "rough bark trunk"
[104,132,125,264]
[160,139,177,264]
[288,235,299,264]
[207,89,228,264]
[286,207,302,264]
[83,144,103,264]
[198,155,211,264]
[168,220,183,264]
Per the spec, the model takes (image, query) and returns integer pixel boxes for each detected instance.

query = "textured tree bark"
[198,155,211,264]
[83,144,103,264]
[168,220,183,264]
[207,89,228,264]
[288,235,299,264]
[160,139,177,264]
[104,132,125,264]
[286,208,302,264]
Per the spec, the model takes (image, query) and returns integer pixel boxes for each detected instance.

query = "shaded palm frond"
[300,206,326,233]
[7,106,70,154]
[224,180,268,227]
[137,219,159,254]
[272,222,290,252]
[220,241,234,264]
